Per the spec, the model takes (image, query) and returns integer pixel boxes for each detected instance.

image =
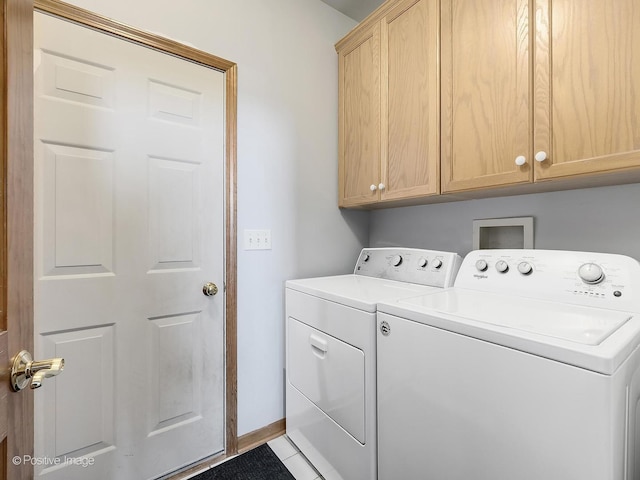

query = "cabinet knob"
[535,151,547,162]
[370,184,377,192]
[515,155,526,166]
[378,183,385,191]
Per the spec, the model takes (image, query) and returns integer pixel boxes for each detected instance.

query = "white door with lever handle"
[33,13,225,480]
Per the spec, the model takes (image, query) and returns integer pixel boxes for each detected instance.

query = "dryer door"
[288,317,365,443]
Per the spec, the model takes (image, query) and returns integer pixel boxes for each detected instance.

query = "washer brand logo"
[380,321,391,336]
[473,274,488,279]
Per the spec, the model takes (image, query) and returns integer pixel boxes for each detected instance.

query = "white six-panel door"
[33,12,225,479]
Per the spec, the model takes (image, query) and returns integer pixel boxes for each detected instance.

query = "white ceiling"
[320,0,385,22]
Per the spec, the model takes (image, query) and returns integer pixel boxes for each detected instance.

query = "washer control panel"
[457,249,640,311]
[354,248,462,288]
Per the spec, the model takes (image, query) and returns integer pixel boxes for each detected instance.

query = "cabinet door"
[534,0,640,180]
[380,0,439,201]
[338,24,381,207]
[441,0,532,192]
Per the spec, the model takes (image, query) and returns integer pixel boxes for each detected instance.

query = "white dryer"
[377,249,640,480]
[286,247,462,480]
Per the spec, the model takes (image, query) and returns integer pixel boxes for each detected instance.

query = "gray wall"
[370,183,640,260]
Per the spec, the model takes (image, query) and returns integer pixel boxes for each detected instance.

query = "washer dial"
[475,259,488,272]
[517,262,533,275]
[495,260,509,273]
[391,255,403,267]
[578,263,605,284]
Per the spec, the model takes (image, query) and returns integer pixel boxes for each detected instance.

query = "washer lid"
[286,275,436,312]
[379,289,640,374]
[399,289,630,345]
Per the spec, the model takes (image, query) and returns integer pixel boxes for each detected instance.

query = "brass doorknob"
[203,282,218,296]
[10,350,64,391]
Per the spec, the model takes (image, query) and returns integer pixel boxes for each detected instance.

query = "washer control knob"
[578,263,605,284]
[432,258,443,269]
[391,254,403,267]
[475,259,488,272]
[495,260,509,273]
[418,257,428,268]
[517,262,533,275]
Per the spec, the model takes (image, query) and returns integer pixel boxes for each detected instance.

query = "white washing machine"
[285,247,462,480]
[377,249,640,480]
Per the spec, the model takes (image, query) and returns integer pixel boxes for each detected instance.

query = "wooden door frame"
[2,0,238,477]
[2,0,35,478]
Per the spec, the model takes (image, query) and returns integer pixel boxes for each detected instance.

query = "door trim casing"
[2,0,35,478]
[35,0,238,466]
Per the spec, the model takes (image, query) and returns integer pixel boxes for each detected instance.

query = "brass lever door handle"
[10,350,65,391]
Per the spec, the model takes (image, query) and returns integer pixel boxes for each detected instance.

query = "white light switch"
[244,229,272,250]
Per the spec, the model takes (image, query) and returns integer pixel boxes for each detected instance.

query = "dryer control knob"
[578,263,605,284]
[432,259,443,269]
[495,260,509,273]
[517,262,533,275]
[391,255,403,267]
[475,259,488,272]
[418,257,428,268]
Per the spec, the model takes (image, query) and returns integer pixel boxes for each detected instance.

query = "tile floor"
[267,435,323,480]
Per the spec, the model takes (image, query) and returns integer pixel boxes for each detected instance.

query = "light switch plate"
[244,229,272,250]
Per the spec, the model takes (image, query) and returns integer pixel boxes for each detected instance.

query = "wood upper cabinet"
[339,0,640,206]
[338,0,439,207]
[534,0,640,180]
[380,0,439,201]
[441,0,532,193]
[442,0,640,193]
[338,23,381,206]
